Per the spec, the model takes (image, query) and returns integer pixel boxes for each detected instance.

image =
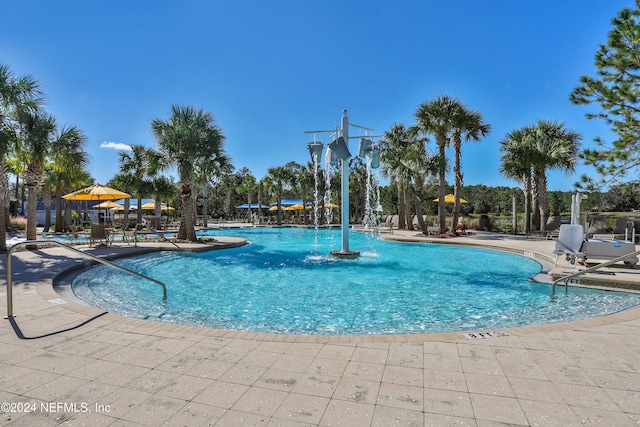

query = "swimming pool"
[71,228,640,335]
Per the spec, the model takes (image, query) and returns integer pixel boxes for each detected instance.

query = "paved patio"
[0,232,639,426]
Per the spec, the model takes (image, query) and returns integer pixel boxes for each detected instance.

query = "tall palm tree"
[499,127,534,233]
[18,110,56,243]
[380,123,414,230]
[50,125,89,230]
[265,165,295,225]
[450,107,491,230]
[108,172,135,229]
[415,95,461,232]
[530,120,581,231]
[151,105,227,241]
[0,64,43,251]
[194,150,232,227]
[119,145,156,227]
[237,172,258,223]
[149,175,177,229]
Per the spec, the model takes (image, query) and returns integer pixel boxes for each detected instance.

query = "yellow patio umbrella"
[63,183,132,201]
[289,204,312,211]
[433,194,468,204]
[94,200,123,209]
[63,183,132,221]
[141,201,175,211]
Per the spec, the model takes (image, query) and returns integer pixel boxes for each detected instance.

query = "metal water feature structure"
[305,110,380,259]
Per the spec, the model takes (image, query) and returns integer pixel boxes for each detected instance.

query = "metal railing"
[5,240,167,318]
[552,248,640,295]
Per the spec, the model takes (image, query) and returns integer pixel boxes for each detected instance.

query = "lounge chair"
[89,223,111,247]
[609,217,635,241]
[528,216,562,239]
[553,224,586,268]
[588,217,609,238]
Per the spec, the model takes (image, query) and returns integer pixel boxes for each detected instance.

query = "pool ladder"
[4,240,167,319]
[552,248,640,295]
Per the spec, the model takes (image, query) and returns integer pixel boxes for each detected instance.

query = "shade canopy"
[433,194,468,204]
[288,204,312,211]
[141,201,175,211]
[236,203,269,209]
[94,200,123,209]
[63,184,132,201]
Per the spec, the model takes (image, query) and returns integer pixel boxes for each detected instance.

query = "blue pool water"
[71,228,640,335]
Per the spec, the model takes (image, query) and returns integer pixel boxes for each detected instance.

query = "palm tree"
[499,127,534,233]
[118,145,155,228]
[529,120,581,231]
[194,150,232,227]
[151,105,227,241]
[380,123,414,230]
[18,110,56,243]
[108,173,135,228]
[0,64,43,251]
[50,125,89,230]
[450,107,491,230]
[149,175,177,229]
[265,165,295,225]
[415,95,461,233]
[237,172,258,223]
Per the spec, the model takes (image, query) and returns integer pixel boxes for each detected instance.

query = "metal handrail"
[552,247,640,295]
[143,224,182,250]
[5,240,167,318]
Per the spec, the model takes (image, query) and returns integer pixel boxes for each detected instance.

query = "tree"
[450,106,490,231]
[530,120,581,230]
[380,123,436,232]
[149,175,177,229]
[237,171,258,223]
[265,165,295,225]
[570,1,640,188]
[414,95,461,232]
[152,105,227,241]
[118,145,155,228]
[0,63,42,252]
[50,125,89,230]
[499,127,534,233]
[500,121,581,232]
[18,110,56,243]
[380,123,416,229]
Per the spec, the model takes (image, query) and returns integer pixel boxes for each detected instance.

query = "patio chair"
[588,217,609,238]
[611,217,635,241]
[89,223,111,247]
[552,224,586,268]
[528,216,562,239]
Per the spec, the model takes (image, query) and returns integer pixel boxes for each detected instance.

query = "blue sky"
[1,1,633,191]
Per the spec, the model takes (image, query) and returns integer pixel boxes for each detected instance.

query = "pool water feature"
[71,228,640,335]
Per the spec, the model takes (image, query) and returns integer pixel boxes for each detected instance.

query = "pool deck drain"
[1,230,639,425]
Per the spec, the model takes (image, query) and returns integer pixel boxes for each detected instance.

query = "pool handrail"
[552,247,640,295]
[143,224,182,251]
[5,240,167,318]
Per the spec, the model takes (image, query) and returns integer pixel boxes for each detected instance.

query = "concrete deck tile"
[332,377,380,404]
[272,393,329,424]
[371,405,424,426]
[423,388,473,418]
[319,399,375,426]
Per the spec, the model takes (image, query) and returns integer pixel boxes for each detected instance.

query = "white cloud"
[100,141,132,151]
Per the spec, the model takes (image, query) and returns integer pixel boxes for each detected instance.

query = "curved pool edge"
[43,231,640,343]
[44,274,640,344]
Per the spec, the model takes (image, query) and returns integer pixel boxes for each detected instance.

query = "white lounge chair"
[553,224,586,268]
